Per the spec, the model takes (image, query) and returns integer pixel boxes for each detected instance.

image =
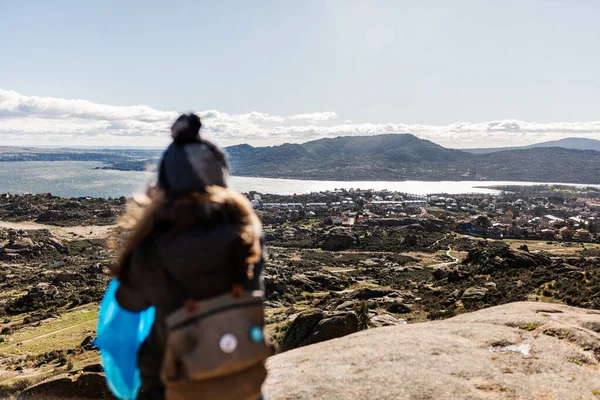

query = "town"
[250,185,600,243]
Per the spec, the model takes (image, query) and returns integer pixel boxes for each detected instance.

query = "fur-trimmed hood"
[111,186,262,283]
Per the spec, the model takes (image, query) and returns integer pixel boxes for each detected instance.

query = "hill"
[2,135,600,183]
[0,146,161,167]
[265,301,600,400]
[228,134,600,183]
[464,137,600,154]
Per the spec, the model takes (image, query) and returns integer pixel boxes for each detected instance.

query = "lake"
[0,161,598,198]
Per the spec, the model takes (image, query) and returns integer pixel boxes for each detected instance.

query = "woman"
[112,114,266,400]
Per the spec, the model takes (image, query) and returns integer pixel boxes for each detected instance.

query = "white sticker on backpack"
[219,333,238,354]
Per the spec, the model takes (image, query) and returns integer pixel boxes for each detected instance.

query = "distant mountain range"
[463,137,600,154]
[1,135,600,184]
[227,134,600,183]
[0,147,162,170]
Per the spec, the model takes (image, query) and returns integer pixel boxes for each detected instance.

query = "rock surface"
[17,372,116,400]
[265,302,600,400]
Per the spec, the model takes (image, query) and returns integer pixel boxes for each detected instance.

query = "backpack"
[155,251,273,399]
[160,291,273,399]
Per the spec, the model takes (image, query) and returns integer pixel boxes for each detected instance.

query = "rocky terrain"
[0,228,111,315]
[0,194,125,227]
[0,226,112,398]
[15,302,600,399]
[265,302,600,399]
[0,194,599,398]
[259,222,600,351]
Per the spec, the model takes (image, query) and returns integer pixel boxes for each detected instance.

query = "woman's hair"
[110,186,262,281]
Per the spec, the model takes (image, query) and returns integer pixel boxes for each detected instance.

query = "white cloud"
[1,88,600,148]
[199,110,337,124]
[0,89,177,122]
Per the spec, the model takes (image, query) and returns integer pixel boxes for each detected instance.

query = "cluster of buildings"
[454,196,599,242]
[247,188,599,242]
[251,189,428,221]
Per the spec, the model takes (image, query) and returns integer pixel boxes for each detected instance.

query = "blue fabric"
[95,279,155,400]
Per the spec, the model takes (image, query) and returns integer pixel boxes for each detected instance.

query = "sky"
[1,0,599,148]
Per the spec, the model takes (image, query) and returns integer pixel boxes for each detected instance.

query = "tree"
[475,215,491,228]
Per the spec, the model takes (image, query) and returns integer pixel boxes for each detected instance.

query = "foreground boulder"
[265,302,600,399]
[17,372,115,399]
[281,309,360,351]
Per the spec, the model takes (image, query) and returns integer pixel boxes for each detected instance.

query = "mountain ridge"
[463,137,600,154]
[227,134,600,184]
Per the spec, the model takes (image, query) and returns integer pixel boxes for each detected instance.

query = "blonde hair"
[110,186,262,280]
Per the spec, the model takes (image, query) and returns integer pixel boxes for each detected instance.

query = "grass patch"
[519,324,537,331]
[0,306,97,357]
[543,329,569,339]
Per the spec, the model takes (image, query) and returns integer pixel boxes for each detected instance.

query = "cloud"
[0,89,177,122]
[199,110,337,124]
[1,88,600,148]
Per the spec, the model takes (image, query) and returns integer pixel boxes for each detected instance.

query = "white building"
[342,217,356,226]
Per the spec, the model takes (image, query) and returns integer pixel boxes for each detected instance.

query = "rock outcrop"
[265,302,600,399]
[0,228,65,260]
[321,228,358,251]
[281,309,359,351]
[17,372,115,400]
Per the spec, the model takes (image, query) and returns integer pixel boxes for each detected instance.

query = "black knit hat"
[170,113,202,144]
[158,114,229,194]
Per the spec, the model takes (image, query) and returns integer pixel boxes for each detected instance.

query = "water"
[0,161,598,198]
[0,162,152,198]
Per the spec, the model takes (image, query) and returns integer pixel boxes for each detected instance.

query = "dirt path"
[430,245,459,269]
[428,233,449,249]
[445,246,459,264]
[0,221,116,240]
